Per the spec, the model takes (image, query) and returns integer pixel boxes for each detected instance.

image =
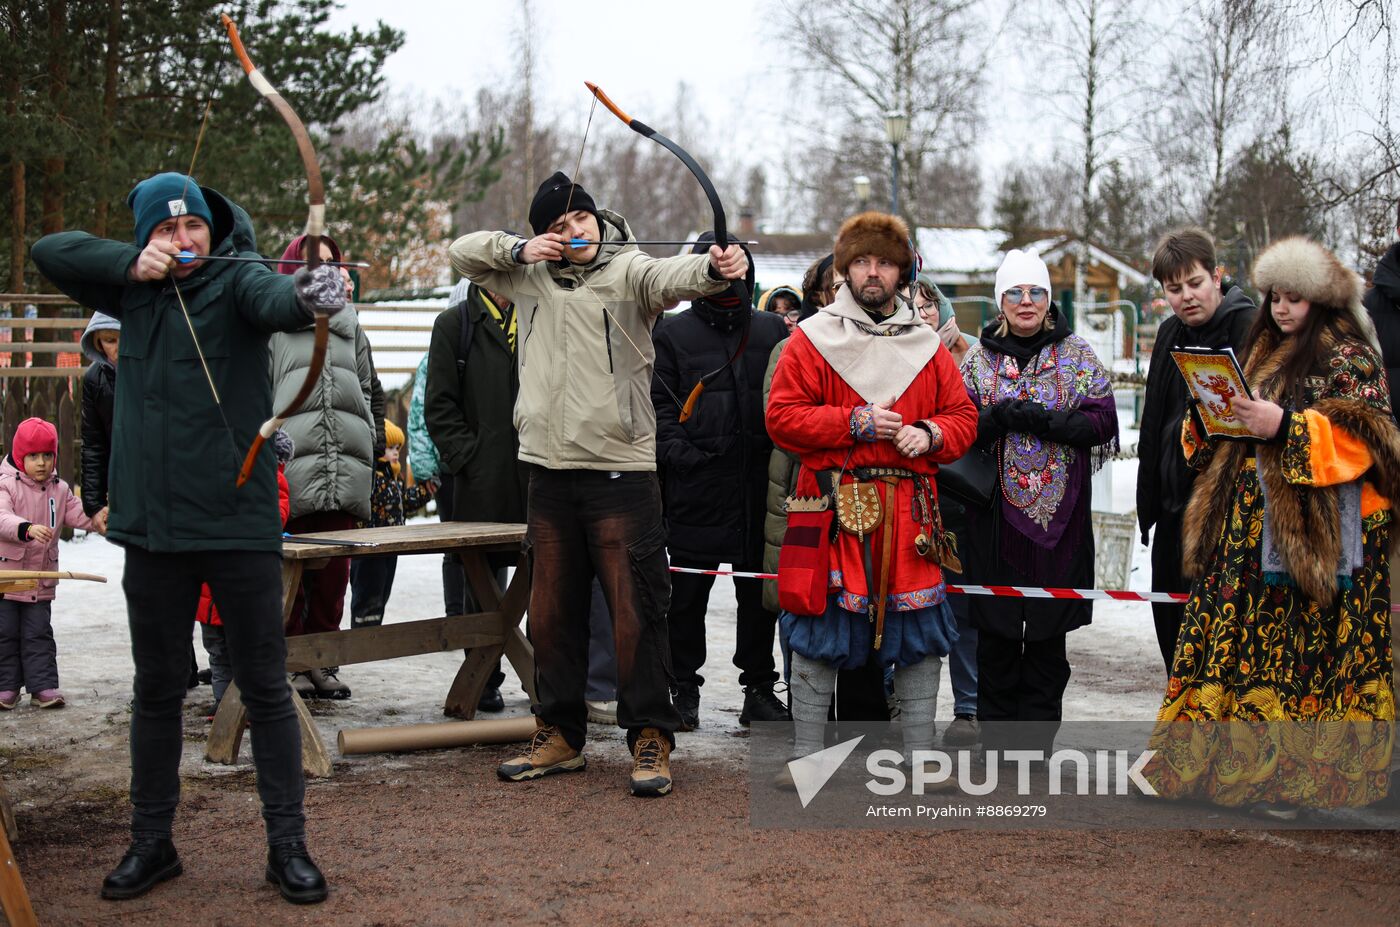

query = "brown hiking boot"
[629,728,673,797]
[497,723,585,782]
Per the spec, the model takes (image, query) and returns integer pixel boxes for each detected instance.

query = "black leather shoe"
[476,685,505,713]
[739,684,791,725]
[266,841,328,904]
[101,837,182,900]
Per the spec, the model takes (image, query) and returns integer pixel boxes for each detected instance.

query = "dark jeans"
[124,546,304,847]
[976,630,1070,756]
[439,477,505,689]
[286,511,354,636]
[199,622,233,705]
[668,557,779,690]
[1151,511,1189,675]
[586,579,618,701]
[349,556,399,627]
[0,600,57,693]
[527,467,679,751]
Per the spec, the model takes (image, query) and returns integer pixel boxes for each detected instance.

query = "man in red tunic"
[767,211,978,763]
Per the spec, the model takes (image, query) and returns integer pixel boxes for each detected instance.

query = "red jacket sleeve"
[765,331,858,455]
[924,348,978,464]
[278,466,291,527]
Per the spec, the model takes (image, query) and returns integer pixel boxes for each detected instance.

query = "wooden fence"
[0,295,86,488]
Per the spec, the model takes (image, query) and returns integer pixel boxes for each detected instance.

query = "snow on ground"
[5,441,1166,792]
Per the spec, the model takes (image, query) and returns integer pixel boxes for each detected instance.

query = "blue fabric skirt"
[781,596,958,671]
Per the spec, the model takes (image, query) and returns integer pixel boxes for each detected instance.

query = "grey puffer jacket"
[271,306,376,521]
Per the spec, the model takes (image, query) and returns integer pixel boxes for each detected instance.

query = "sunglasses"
[1002,286,1049,304]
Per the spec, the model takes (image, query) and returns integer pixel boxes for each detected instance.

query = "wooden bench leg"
[206,681,333,778]
[0,823,37,927]
[443,644,506,719]
[292,692,334,778]
[282,559,305,628]
[205,682,248,765]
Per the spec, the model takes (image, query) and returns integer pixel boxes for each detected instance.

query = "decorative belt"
[848,467,921,481]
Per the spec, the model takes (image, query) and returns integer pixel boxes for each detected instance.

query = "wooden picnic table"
[204,522,534,777]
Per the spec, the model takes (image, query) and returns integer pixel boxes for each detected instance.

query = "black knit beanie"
[528,171,597,235]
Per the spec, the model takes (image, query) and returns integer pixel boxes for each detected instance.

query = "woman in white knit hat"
[959,249,1120,759]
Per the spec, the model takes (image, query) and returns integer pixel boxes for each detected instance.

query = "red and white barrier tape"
[667,566,1400,611]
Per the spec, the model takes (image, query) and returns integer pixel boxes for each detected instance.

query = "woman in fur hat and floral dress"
[1146,237,1399,817]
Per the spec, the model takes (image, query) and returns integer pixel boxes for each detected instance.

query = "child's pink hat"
[11,418,57,461]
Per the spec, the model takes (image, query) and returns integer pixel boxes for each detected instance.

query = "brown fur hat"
[834,211,913,278]
[1252,236,1362,311]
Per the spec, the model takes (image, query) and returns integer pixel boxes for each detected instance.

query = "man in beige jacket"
[448,171,748,796]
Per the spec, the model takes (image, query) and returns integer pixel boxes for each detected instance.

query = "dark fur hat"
[833,211,913,279]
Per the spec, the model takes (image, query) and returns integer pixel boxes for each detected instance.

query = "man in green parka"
[31,172,343,905]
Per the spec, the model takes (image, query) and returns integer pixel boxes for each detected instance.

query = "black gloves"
[294,265,348,317]
[993,399,1052,436]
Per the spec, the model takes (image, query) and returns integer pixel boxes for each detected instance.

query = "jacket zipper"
[602,309,614,374]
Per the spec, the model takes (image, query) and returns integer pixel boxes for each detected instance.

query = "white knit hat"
[994,248,1052,303]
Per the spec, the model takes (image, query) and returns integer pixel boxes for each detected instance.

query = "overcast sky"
[326,0,1390,229]
[326,0,781,150]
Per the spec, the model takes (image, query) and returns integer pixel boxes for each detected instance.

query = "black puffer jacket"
[1363,241,1400,419]
[79,312,120,516]
[1136,283,1257,543]
[652,303,787,563]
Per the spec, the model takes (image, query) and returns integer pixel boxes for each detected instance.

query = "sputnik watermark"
[787,739,1156,807]
[864,748,1157,797]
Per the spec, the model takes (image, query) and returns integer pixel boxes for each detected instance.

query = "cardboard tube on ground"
[337,717,538,756]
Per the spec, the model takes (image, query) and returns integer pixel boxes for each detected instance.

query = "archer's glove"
[294,265,347,317]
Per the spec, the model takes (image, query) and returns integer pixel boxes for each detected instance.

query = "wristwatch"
[510,239,528,264]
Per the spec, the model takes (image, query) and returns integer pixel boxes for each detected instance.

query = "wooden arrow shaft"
[0,571,106,583]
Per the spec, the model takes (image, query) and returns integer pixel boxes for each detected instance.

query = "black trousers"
[668,556,778,690]
[833,653,889,722]
[124,546,304,846]
[526,468,680,751]
[349,555,399,627]
[439,477,505,688]
[976,630,1070,756]
[1150,510,1189,675]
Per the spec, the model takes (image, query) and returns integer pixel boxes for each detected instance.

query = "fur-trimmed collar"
[1182,331,1400,603]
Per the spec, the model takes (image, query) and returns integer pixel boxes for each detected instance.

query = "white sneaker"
[585,699,618,725]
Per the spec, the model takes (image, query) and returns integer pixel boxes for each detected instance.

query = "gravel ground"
[2,526,1397,925]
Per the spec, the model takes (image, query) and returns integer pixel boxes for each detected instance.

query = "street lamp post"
[853,174,871,211]
[884,111,909,215]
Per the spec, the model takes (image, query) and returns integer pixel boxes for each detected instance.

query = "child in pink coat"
[0,417,104,708]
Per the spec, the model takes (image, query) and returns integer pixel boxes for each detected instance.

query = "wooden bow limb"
[222,13,330,489]
[235,314,329,488]
[0,571,107,585]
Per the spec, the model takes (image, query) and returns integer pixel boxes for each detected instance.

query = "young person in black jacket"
[1362,200,1400,421]
[652,235,790,730]
[1137,227,1257,674]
